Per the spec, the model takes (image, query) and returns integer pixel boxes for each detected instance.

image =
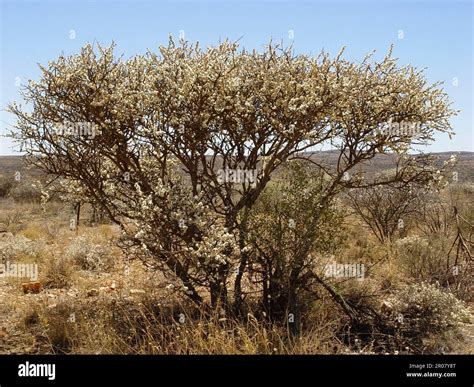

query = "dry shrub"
[0,175,15,197]
[24,299,106,354]
[42,256,75,289]
[395,234,472,300]
[325,273,472,354]
[9,182,42,203]
[353,282,474,354]
[0,234,44,263]
[66,235,113,271]
[20,223,49,240]
[37,302,80,354]
[0,208,23,233]
[395,235,449,281]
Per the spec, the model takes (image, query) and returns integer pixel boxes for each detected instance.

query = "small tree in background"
[346,182,430,244]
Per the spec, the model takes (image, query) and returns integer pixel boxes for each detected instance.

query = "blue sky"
[1,0,472,154]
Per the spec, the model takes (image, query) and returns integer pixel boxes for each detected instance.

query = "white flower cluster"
[390,282,471,331]
[108,163,238,284]
[191,224,236,270]
[395,235,429,250]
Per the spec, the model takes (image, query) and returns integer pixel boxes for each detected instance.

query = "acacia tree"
[8,39,455,314]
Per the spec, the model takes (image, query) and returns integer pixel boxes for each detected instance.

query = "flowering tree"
[8,39,455,314]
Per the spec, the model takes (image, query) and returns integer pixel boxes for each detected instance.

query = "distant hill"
[301,150,474,182]
[0,155,44,181]
[1,151,473,182]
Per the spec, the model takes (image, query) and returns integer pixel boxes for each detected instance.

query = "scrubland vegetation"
[0,39,472,354]
[0,164,472,355]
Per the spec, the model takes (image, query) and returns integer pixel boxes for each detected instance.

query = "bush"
[9,182,42,203]
[43,256,75,289]
[8,38,455,313]
[247,161,345,323]
[65,236,112,271]
[0,176,15,197]
[0,208,24,234]
[390,282,471,336]
[38,302,79,354]
[346,183,430,243]
[0,235,42,262]
[395,235,448,281]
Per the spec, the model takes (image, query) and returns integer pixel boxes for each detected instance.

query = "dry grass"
[22,296,343,355]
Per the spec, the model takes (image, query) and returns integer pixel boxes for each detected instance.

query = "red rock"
[22,281,42,294]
